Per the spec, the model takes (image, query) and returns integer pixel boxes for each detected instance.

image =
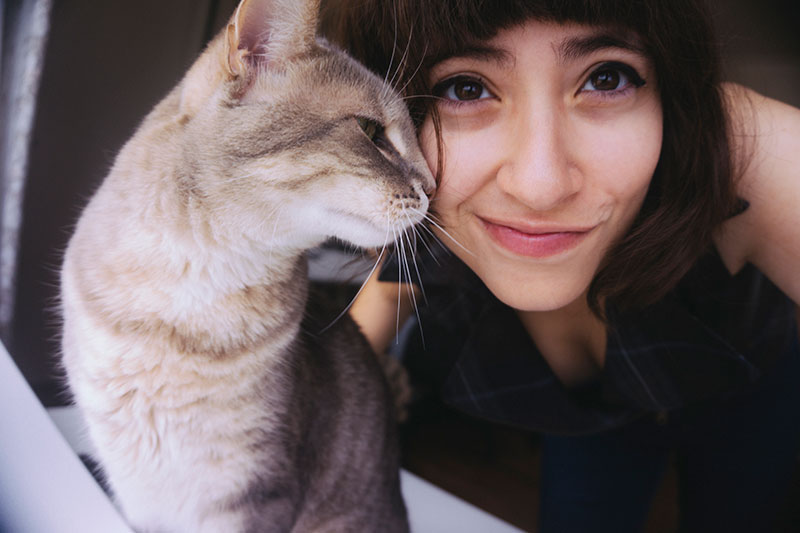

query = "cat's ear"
[178,0,319,115]
[225,0,320,79]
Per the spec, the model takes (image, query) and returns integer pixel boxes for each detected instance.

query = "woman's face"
[420,20,663,312]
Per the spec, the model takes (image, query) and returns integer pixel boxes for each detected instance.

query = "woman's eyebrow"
[432,44,514,69]
[556,32,647,64]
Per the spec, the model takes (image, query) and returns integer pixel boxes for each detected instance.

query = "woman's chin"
[480,271,592,313]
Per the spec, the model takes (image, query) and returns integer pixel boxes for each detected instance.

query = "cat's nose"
[419,171,436,198]
[410,182,431,210]
[422,179,435,197]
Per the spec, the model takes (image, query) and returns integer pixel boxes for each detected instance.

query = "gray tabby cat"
[59,0,433,531]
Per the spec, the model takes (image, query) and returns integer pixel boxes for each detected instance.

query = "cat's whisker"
[405,283,426,348]
[387,21,414,95]
[403,221,429,305]
[402,273,422,339]
[419,209,442,225]
[397,229,423,341]
[400,217,420,281]
[421,210,459,236]
[413,218,438,239]
[396,42,428,97]
[401,235,423,308]
[391,222,404,340]
[399,221,427,347]
[318,235,389,334]
[382,0,399,92]
[398,230,408,288]
[410,208,475,256]
[431,222,466,255]
[400,95,447,102]
[411,222,441,264]
[399,228,414,290]
[411,218,450,257]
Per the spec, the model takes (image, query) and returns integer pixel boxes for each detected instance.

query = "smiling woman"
[419,22,663,313]
[332,0,739,316]
[328,0,800,531]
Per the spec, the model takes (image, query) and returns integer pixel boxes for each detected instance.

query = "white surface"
[0,341,131,533]
[3,341,523,532]
[401,471,525,533]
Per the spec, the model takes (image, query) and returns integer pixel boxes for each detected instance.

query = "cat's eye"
[356,116,382,142]
[355,116,395,154]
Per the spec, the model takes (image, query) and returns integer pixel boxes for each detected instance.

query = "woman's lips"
[480,217,594,258]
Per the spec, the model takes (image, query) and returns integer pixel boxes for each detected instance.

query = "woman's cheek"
[592,113,662,205]
[421,118,487,215]
[419,119,459,218]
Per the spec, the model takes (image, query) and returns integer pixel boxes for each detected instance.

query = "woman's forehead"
[429,21,649,68]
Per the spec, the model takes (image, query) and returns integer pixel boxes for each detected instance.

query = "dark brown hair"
[323,0,738,315]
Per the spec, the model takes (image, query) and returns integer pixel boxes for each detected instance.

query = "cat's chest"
[81,342,288,511]
[71,321,292,455]
[98,373,276,533]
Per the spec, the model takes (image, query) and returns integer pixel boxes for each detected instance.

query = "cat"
[58,0,433,531]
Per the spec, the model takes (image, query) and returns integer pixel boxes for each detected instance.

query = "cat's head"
[176,0,434,251]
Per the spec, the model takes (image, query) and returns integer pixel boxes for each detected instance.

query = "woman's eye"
[581,62,645,94]
[434,76,492,102]
[587,69,624,91]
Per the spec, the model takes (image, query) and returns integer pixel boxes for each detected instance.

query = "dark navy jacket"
[382,247,797,435]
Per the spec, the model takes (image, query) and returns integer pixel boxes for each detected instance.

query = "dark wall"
[712,0,800,107]
[8,0,239,403]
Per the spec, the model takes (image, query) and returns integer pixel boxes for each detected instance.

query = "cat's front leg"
[126,512,249,533]
[221,478,305,533]
[127,497,299,533]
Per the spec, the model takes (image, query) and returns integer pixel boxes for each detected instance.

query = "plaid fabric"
[382,247,797,436]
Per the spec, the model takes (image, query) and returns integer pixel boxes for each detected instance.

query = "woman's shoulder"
[714,84,800,306]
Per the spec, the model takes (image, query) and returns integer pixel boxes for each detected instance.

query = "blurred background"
[3,0,799,404]
[1,1,798,531]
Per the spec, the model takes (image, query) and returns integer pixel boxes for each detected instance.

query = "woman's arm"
[349,267,418,421]
[349,266,417,354]
[715,85,800,311]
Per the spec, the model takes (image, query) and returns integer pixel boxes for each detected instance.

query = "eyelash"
[431,75,494,109]
[580,61,646,99]
[431,62,647,107]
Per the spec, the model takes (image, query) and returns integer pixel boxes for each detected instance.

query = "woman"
[326,1,800,530]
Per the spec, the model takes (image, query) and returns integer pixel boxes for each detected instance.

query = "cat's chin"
[323,209,416,249]
[330,228,397,250]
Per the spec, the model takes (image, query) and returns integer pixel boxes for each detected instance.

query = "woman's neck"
[516,296,607,388]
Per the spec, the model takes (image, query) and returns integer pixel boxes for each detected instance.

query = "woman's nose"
[495,109,581,211]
